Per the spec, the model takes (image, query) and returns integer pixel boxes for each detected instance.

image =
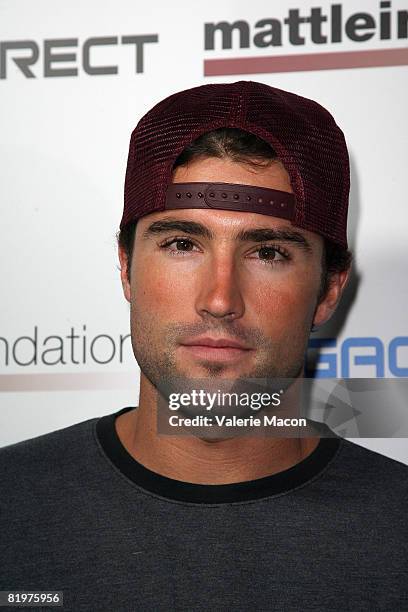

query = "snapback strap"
[165,182,296,220]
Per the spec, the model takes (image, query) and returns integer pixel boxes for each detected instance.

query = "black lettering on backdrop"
[0,326,133,366]
[0,41,39,78]
[44,39,78,77]
[83,37,118,75]
[204,3,408,50]
[0,34,159,79]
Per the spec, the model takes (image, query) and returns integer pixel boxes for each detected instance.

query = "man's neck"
[115,376,320,485]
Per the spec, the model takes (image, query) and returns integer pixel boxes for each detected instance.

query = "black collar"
[96,407,342,504]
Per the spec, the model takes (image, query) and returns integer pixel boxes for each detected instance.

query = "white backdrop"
[1,0,407,462]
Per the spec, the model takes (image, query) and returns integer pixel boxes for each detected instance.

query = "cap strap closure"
[165,182,295,220]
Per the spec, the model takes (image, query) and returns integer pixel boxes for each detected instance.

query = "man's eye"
[160,238,198,253]
[250,246,288,263]
[173,239,194,251]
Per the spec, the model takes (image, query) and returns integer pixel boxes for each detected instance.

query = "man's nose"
[195,251,245,321]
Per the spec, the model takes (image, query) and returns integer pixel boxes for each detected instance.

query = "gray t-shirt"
[0,406,407,611]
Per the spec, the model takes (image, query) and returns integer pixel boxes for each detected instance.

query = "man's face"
[119,157,346,389]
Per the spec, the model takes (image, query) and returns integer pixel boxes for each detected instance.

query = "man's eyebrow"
[143,219,312,252]
[236,228,313,252]
[142,219,214,240]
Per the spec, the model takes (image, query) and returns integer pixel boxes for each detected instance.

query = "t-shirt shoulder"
[339,437,408,474]
[0,417,98,488]
[328,437,408,505]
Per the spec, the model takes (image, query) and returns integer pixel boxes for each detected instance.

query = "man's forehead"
[172,156,292,191]
[141,208,293,230]
[138,208,322,249]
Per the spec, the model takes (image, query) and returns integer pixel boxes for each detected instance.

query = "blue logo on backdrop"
[306,337,408,378]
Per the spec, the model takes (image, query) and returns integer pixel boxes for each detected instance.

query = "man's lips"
[178,336,253,362]
[180,336,251,349]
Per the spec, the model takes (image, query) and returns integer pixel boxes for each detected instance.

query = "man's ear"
[118,245,131,303]
[313,266,351,329]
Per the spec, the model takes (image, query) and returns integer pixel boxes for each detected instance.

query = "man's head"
[117,82,352,390]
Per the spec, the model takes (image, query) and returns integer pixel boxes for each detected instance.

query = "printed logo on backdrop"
[0,35,159,79]
[204,2,408,76]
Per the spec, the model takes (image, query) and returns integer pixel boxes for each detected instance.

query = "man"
[1,81,407,611]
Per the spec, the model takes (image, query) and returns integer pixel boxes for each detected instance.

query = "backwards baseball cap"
[121,80,350,248]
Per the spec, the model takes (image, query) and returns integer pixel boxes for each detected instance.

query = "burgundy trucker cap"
[121,80,350,249]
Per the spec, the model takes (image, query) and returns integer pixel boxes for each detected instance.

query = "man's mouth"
[178,336,253,362]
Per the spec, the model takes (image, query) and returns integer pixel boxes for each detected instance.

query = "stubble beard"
[130,307,306,410]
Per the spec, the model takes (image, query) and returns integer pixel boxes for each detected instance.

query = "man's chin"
[172,358,256,380]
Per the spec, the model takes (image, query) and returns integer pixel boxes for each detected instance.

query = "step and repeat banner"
[1,0,407,460]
